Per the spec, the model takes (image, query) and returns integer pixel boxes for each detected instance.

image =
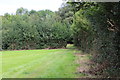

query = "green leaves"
[2,9,71,50]
[71,2,120,77]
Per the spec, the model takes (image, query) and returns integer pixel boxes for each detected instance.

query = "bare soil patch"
[74,53,95,78]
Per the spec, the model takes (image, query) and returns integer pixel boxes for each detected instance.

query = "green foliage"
[16,7,28,15]
[2,9,71,50]
[71,2,120,77]
[71,9,94,52]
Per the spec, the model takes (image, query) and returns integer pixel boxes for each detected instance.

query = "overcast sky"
[0,0,65,15]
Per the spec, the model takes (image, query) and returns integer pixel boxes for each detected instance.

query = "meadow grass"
[1,45,90,78]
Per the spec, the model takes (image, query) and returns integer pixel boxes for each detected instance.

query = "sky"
[0,0,65,15]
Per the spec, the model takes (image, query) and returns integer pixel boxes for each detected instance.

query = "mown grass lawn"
[1,45,90,78]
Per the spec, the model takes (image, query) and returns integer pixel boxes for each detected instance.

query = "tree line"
[2,9,72,50]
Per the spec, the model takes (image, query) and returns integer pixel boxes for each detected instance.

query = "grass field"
[1,45,90,78]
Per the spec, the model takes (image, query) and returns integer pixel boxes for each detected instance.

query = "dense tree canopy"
[2,9,71,50]
[71,2,120,77]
